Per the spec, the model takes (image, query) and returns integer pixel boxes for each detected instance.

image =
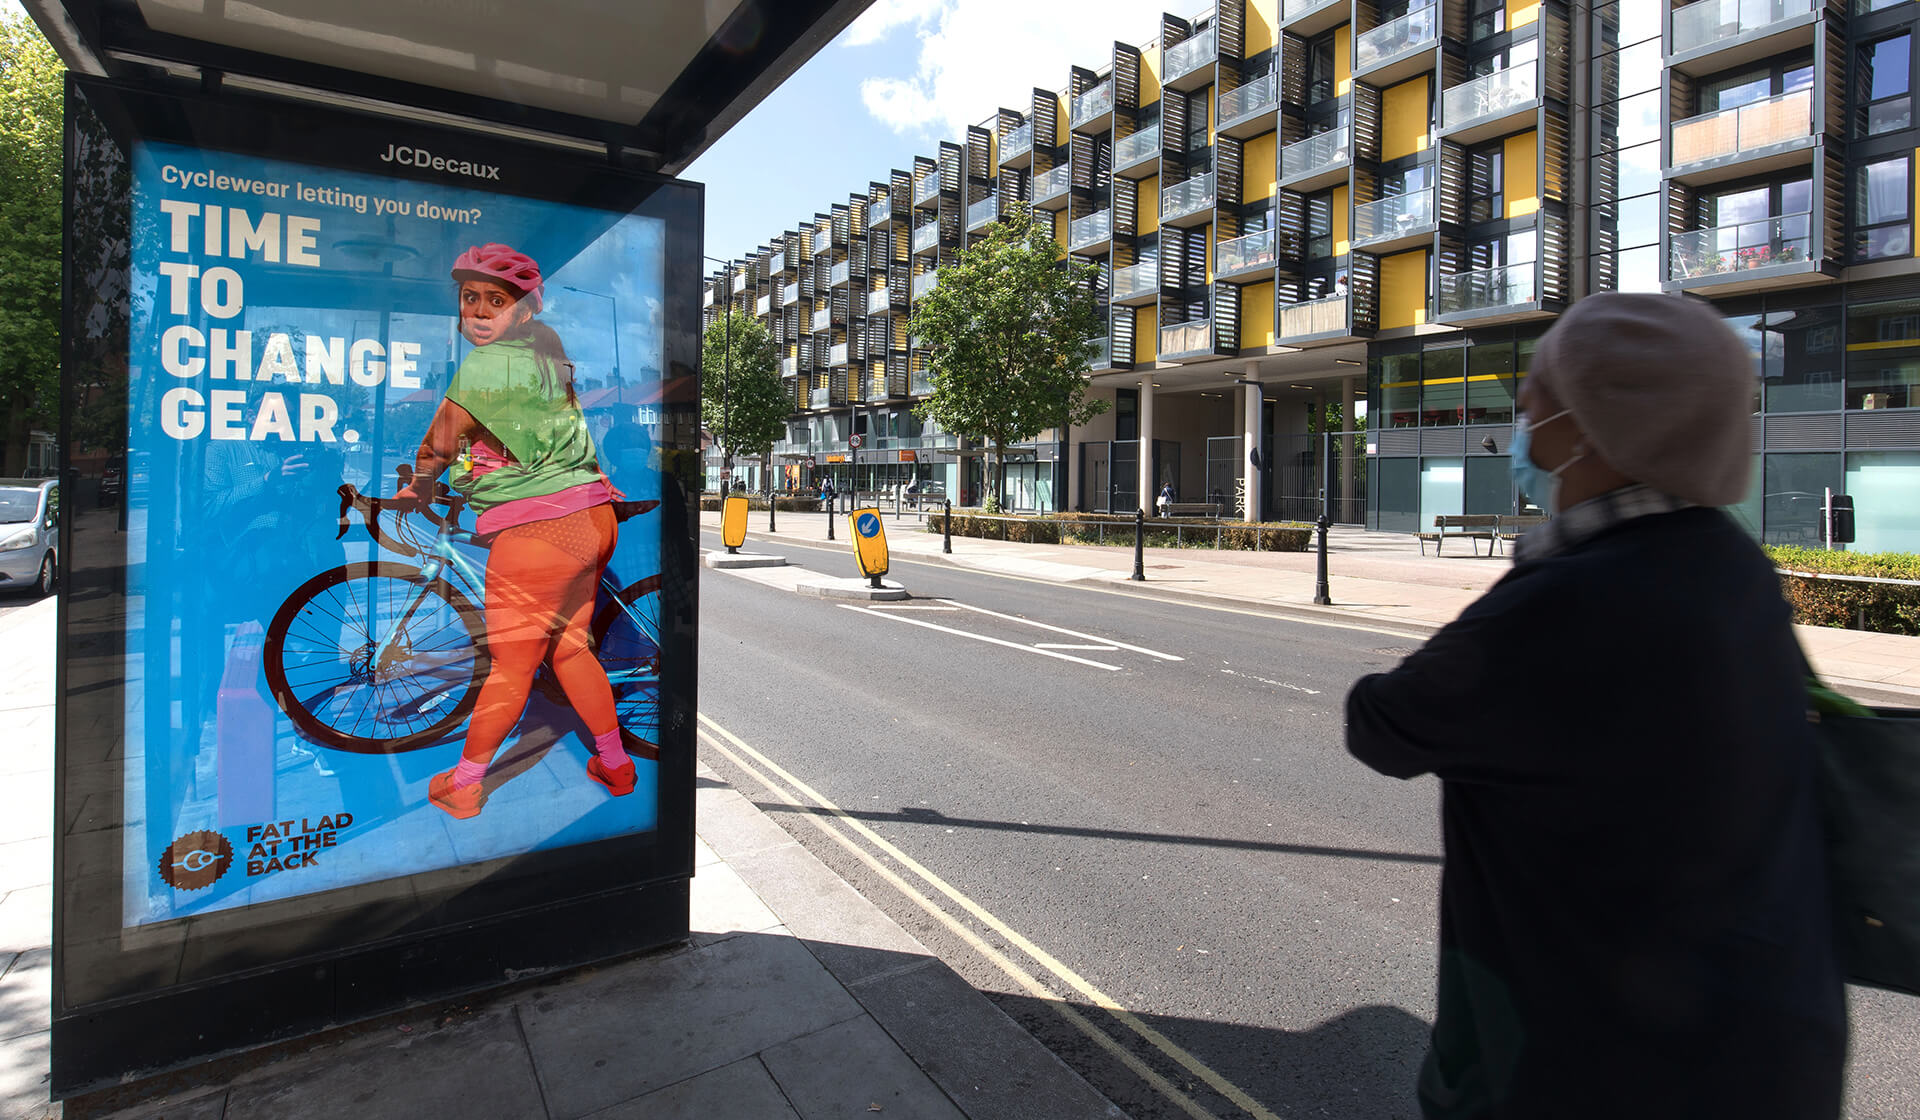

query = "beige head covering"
[1530,292,1754,507]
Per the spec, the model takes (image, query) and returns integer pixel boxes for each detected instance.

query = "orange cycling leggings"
[459,503,619,769]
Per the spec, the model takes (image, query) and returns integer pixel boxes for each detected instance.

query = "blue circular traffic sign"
[857,512,881,537]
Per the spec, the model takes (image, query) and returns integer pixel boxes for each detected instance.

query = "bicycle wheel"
[592,575,662,761]
[264,561,489,754]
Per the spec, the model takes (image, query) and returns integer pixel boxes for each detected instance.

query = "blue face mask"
[1510,409,1580,513]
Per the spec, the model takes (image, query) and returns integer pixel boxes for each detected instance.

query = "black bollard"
[1313,512,1333,605]
[1131,507,1146,581]
[769,494,777,533]
[942,500,953,554]
[827,492,835,541]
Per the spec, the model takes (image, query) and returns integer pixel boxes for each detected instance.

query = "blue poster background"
[122,140,669,927]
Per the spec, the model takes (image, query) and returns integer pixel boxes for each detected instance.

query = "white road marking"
[1219,667,1322,695]
[863,603,961,611]
[1034,643,1120,651]
[839,604,1122,670]
[947,600,1185,661]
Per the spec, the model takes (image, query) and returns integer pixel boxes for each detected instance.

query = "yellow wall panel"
[1056,94,1070,146]
[1508,0,1540,29]
[1136,306,1159,362]
[1242,281,1276,348]
[1332,185,1350,257]
[1142,48,1163,107]
[1054,211,1069,259]
[1382,77,1430,161]
[1247,0,1278,55]
[1335,25,1352,96]
[1242,133,1277,201]
[1505,130,1540,218]
[1380,249,1428,328]
[1140,175,1161,235]
[1207,222,1215,283]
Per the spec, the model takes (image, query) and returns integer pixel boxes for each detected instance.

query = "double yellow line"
[697,713,1280,1120]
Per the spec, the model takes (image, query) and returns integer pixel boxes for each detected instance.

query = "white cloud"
[855,0,1183,139]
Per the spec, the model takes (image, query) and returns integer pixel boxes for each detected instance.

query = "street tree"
[700,310,786,486]
[909,210,1108,512]
[0,15,63,475]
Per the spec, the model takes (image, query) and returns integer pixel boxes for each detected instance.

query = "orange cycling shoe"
[587,756,637,796]
[429,769,487,819]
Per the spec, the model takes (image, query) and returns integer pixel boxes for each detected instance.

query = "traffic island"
[796,577,909,602]
[705,552,788,570]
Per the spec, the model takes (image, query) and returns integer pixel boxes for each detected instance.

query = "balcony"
[1113,259,1160,304]
[1278,294,1355,342]
[914,172,942,207]
[830,342,849,367]
[1159,319,1215,360]
[912,271,938,300]
[868,196,893,229]
[768,251,786,275]
[1438,262,1538,321]
[1667,211,1833,293]
[1355,3,1438,84]
[1282,0,1347,35]
[866,287,890,315]
[756,295,771,316]
[830,260,851,288]
[1440,61,1539,144]
[784,282,799,305]
[780,357,797,378]
[1352,189,1436,253]
[912,221,941,255]
[1003,121,1034,168]
[812,308,831,333]
[1670,0,1819,76]
[732,273,748,294]
[1160,172,1216,228]
[702,288,713,308]
[1033,163,1073,209]
[1071,80,1114,133]
[1219,74,1279,139]
[1115,124,1161,177]
[1216,228,1278,280]
[812,228,832,254]
[1279,127,1350,192]
[1164,25,1217,91]
[1667,87,1814,185]
[1087,334,1113,371]
[1069,208,1113,254]
[968,195,999,231]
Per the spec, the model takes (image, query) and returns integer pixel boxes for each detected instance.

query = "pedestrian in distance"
[1345,292,1846,1120]
[1156,481,1173,517]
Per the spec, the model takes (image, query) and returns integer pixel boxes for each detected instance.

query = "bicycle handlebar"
[334,466,660,556]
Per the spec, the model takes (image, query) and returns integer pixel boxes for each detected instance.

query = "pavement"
[716,502,1920,703]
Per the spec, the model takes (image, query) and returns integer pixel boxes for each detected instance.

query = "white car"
[0,478,58,596]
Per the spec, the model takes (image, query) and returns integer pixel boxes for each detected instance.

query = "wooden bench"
[1494,515,1547,552]
[1416,514,1500,556]
[1162,501,1225,518]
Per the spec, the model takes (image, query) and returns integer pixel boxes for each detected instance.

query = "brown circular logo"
[159,830,233,891]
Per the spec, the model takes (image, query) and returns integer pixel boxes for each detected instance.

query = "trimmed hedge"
[928,510,1312,552]
[1765,545,1920,635]
[699,495,826,513]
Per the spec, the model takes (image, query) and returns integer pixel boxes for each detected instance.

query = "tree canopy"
[909,210,1108,511]
[0,15,64,474]
[700,310,788,478]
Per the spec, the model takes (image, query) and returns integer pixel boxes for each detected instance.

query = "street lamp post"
[703,257,734,492]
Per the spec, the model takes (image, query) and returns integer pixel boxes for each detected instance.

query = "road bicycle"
[262,466,662,758]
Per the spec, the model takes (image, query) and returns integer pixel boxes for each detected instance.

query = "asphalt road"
[697,533,1918,1119]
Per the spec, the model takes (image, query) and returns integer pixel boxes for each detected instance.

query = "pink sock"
[450,758,488,789]
[592,728,629,769]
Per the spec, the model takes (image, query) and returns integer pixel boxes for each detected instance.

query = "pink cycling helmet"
[451,243,543,313]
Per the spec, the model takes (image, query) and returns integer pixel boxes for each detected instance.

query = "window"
[1184,90,1212,153]
[1421,347,1465,427]
[1306,190,1335,258]
[1759,303,1842,413]
[1470,37,1537,77]
[1467,142,1505,224]
[1467,342,1517,424]
[1306,32,1339,105]
[1698,54,1813,114]
[1856,34,1912,137]
[1845,298,1920,408]
[1375,352,1421,428]
[1762,453,1842,546]
[1695,177,1813,270]
[1854,156,1912,259]
[1383,163,1434,195]
[1468,0,1505,40]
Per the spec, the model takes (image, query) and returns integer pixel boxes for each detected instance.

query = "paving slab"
[0,949,51,1044]
[762,1015,967,1120]
[582,1056,798,1120]
[686,857,784,948]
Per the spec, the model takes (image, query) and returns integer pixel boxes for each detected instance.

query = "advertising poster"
[120,136,673,926]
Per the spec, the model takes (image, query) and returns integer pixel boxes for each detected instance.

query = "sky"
[684,0,1188,269]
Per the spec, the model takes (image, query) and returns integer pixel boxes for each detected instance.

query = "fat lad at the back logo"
[158,830,233,891]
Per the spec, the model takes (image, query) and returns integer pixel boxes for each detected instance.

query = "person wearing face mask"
[1345,293,1845,1119]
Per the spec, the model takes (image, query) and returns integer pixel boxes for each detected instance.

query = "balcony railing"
[1672,0,1815,55]
[1281,127,1350,180]
[868,287,892,314]
[1003,122,1033,163]
[780,357,797,377]
[1160,172,1217,223]
[1087,334,1112,370]
[1037,167,1078,207]
[1443,62,1537,131]
[732,274,748,293]
[1069,208,1113,251]
[1670,87,1813,167]
[830,260,850,288]
[867,197,891,228]
[1670,213,1813,278]
[1217,228,1278,275]
[830,342,849,367]
[813,228,831,254]
[702,288,713,308]
[968,195,999,230]
[1071,81,1114,128]
[1353,189,1435,244]
[912,221,940,253]
[914,172,941,206]
[1284,0,1344,22]
[812,309,831,333]
[1113,259,1160,300]
[1165,25,1217,83]
[1356,2,1438,71]
[757,295,770,315]
[784,283,799,305]
[1116,124,1161,169]
[912,271,938,300]
[1160,320,1213,356]
[1219,73,1278,123]
[1439,262,1536,315]
[1278,294,1350,337]
[768,251,785,275]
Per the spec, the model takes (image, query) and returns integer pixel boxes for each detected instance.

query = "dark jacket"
[1346,507,1845,1119]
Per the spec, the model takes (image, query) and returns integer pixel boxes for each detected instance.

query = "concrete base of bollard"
[706,553,789,569]
[795,577,908,601]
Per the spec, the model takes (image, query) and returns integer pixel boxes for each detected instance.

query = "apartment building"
[706,0,1920,551]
